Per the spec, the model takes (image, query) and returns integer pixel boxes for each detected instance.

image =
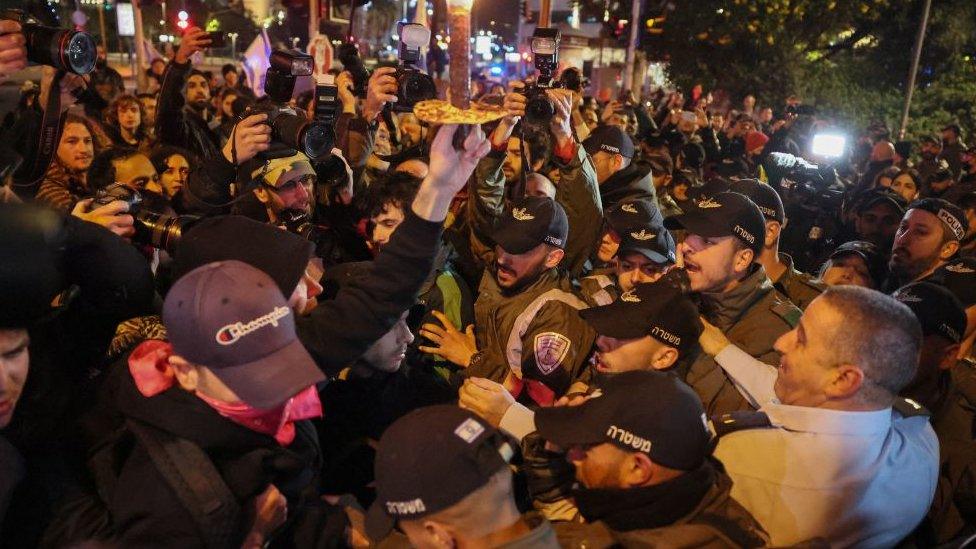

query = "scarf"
[128,340,322,445]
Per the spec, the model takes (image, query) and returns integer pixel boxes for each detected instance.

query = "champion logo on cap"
[698,197,722,209]
[630,229,655,241]
[621,203,639,214]
[946,262,975,274]
[650,326,681,346]
[938,209,965,240]
[512,208,535,221]
[606,425,652,453]
[895,291,923,303]
[620,291,641,303]
[602,144,621,154]
[733,225,756,244]
[215,306,291,346]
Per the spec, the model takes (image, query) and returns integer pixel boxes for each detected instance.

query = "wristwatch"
[467,350,485,371]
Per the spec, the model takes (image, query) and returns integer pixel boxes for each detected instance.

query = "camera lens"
[526,96,555,121]
[23,23,96,75]
[301,122,335,160]
[401,72,436,106]
[137,211,199,253]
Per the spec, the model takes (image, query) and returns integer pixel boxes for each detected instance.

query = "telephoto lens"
[268,109,334,160]
[24,23,97,75]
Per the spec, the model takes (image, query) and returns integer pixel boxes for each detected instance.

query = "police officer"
[459,278,702,439]
[698,286,938,547]
[582,125,656,211]
[729,178,824,309]
[421,196,596,407]
[365,406,559,548]
[888,198,976,358]
[816,240,886,289]
[666,191,801,415]
[894,283,976,545]
[580,200,675,306]
[532,371,768,547]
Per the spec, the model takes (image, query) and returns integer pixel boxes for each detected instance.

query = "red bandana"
[128,340,322,445]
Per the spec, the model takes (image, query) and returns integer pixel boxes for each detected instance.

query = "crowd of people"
[1,15,976,548]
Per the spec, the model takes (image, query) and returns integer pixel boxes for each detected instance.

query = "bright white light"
[812,134,847,158]
[177,10,189,21]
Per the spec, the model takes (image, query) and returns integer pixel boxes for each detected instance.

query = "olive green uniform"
[771,253,825,310]
[682,265,801,416]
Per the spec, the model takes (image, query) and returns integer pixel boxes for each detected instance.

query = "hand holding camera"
[336,71,357,115]
[175,27,211,64]
[223,113,272,165]
[488,90,527,149]
[547,88,574,148]
[71,198,135,239]
[363,67,397,123]
[0,20,27,81]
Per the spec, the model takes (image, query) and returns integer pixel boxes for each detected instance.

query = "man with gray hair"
[697,286,939,547]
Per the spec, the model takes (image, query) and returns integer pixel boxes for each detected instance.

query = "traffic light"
[176,10,190,30]
[644,16,664,35]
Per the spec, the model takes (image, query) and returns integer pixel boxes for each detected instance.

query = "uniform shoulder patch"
[709,410,773,438]
[893,397,931,419]
[771,300,802,328]
[534,332,571,376]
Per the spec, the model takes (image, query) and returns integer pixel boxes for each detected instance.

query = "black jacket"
[0,216,155,547]
[72,364,325,548]
[599,162,656,212]
[155,60,222,160]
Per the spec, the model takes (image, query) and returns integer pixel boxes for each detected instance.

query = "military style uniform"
[578,267,620,307]
[771,253,825,310]
[682,265,801,416]
[552,463,769,549]
[467,268,596,406]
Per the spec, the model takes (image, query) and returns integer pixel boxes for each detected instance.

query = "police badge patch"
[534,332,570,375]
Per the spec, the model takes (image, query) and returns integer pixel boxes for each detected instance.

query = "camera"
[391,22,436,112]
[91,183,199,253]
[0,8,96,75]
[256,50,336,160]
[278,208,323,242]
[337,42,369,98]
[522,27,562,123]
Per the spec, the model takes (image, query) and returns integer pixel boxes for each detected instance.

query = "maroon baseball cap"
[162,260,325,409]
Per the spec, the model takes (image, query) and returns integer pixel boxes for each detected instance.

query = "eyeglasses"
[274,174,316,191]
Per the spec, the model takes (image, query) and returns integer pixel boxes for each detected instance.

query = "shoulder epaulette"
[709,410,773,438]
[771,300,802,328]
[893,397,931,419]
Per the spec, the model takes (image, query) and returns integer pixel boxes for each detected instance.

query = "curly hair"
[105,94,146,141]
[363,170,423,219]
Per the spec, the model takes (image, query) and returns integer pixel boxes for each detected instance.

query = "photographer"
[155,26,221,160]
[0,203,154,545]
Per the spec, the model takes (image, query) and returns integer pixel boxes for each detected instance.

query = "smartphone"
[207,31,226,48]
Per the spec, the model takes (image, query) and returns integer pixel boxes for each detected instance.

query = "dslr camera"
[91,183,199,253]
[390,22,436,112]
[521,27,562,123]
[252,50,337,160]
[0,8,96,75]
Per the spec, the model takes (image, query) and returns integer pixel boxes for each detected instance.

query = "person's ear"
[940,344,961,370]
[168,355,199,392]
[765,221,781,248]
[826,364,865,400]
[421,521,456,549]
[651,346,679,371]
[622,452,655,487]
[545,248,566,269]
[254,186,271,205]
[734,247,755,273]
[612,154,625,172]
[939,239,960,261]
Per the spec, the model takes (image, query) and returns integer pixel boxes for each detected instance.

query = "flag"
[242,30,272,98]
[140,38,164,67]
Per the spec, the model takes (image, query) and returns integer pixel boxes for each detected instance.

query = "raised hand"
[222,113,271,165]
[175,27,211,64]
[363,66,397,123]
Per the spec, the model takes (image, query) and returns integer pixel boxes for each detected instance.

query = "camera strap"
[381,106,400,148]
[517,120,530,198]
[19,70,69,188]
